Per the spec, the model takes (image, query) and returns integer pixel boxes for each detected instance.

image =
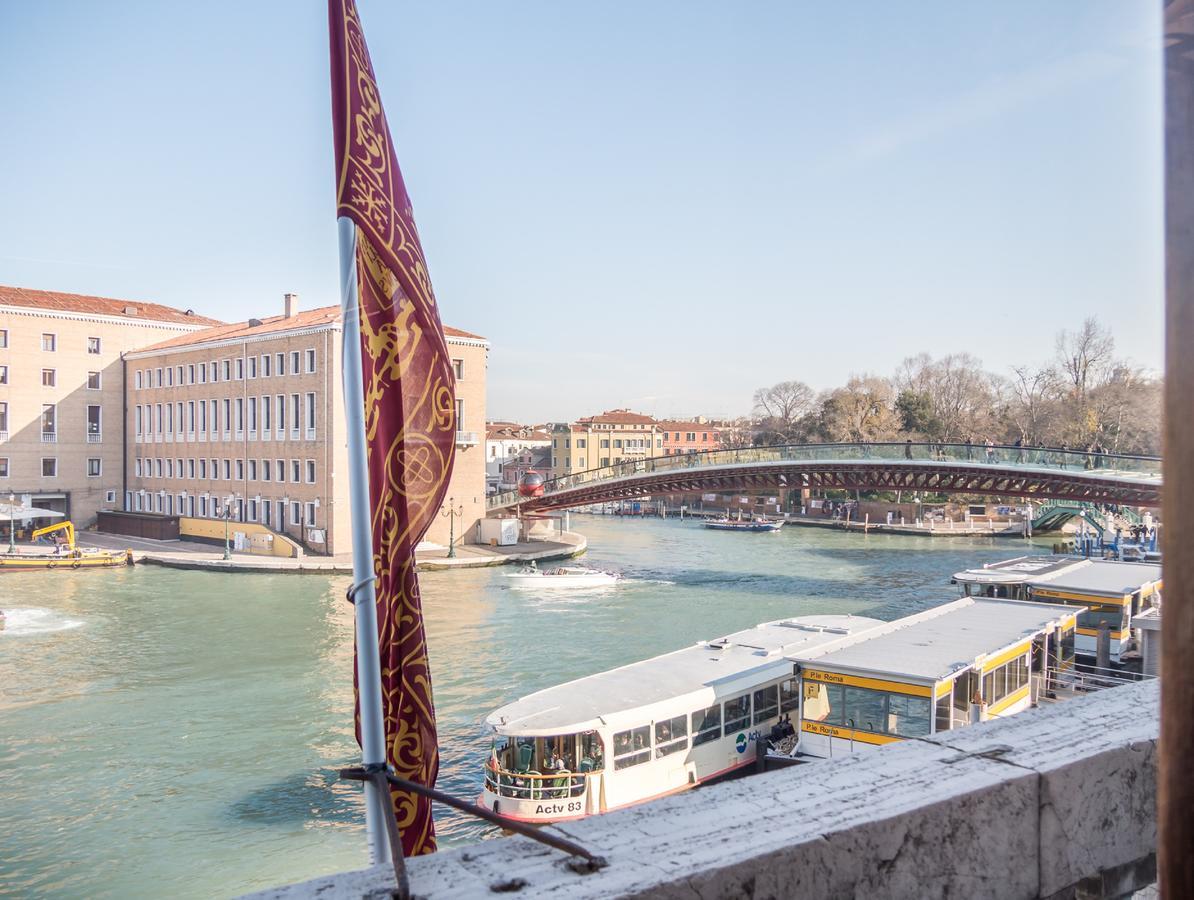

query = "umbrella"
[0,503,65,522]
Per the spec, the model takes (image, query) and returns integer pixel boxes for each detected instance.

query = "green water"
[0,517,1051,898]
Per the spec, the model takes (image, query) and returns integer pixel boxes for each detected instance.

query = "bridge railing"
[486,442,1162,509]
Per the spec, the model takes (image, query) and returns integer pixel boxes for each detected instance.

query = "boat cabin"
[952,557,1162,664]
[793,598,1079,759]
[480,614,886,824]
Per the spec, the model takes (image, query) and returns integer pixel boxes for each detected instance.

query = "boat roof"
[952,555,1084,584]
[952,555,1162,597]
[801,598,1075,683]
[1028,559,1163,597]
[485,614,886,735]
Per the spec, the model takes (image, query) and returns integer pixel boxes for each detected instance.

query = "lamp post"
[222,494,238,560]
[7,491,15,555]
[441,496,463,558]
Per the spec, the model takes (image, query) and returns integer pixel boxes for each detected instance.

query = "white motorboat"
[504,564,621,589]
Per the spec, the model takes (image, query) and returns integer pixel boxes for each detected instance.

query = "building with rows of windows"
[123,293,488,554]
[0,286,221,526]
[0,286,488,556]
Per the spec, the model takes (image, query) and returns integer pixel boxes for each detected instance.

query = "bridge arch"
[488,442,1161,514]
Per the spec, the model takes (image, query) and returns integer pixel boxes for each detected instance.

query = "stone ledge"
[246,681,1158,900]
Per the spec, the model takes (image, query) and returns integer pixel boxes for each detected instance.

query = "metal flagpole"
[337,215,392,865]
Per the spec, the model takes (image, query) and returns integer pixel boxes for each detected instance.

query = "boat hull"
[504,574,618,589]
[0,551,131,572]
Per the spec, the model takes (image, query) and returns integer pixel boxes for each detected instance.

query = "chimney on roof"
[283,293,299,318]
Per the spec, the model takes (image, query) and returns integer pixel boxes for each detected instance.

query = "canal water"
[0,517,1052,898]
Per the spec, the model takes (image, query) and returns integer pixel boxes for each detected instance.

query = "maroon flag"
[328,0,455,856]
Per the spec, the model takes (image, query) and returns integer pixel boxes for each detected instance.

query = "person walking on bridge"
[904,439,913,460]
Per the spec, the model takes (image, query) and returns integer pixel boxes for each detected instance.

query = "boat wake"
[1,607,85,636]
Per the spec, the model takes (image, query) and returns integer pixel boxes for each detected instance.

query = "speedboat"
[504,565,621,589]
[703,516,783,533]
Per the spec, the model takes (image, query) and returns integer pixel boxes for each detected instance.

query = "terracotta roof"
[0,285,222,326]
[577,409,657,425]
[136,303,485,353]
[657,421,721,431]
[444,325,486,341]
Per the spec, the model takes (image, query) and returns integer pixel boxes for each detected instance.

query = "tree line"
[729,318,1161,456]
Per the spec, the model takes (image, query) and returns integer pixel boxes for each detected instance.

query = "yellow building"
[0,286,220,526]
[551,409,662,478]
[124,294,488,554]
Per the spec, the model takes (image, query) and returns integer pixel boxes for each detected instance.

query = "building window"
[209,361,217,383]
[84,336,101,355]
[235,398,244,433]
[452,358,464,379]
[87,458,102,477]
[276,352,285,377]
[42,369,56,387]
[291,501,301,524]
[135,405,143,436]
[135,458,142,477]
[262,459,271,481]
[248,356,257,378]
[248,459,257,480]
[156,458,164,478]
[87,371,101,390]
[262,354,271,377]
[166,367,173,387]
[41,333,56,351]
[305,392,316,436]
[41,404,56,437]
[87,405,101,438]
[222,359,231,381]
[223,459,231,480]
[235,358,244,380]
[306,459,316,483]
[248,396,258,433]
[0,458,9,478]
[262,395,271,432]
[305,349,316,373]
[291,459,301,483]
[305,501,316,527]
[577,439,586,448]
[167,458,174,478]
[455,399,464,429]
[41,457,57,477]
[135,370,144,390]
[199,458,207,479]
[154,367,162,387]
[248,499,258,522]
[176,366,183,385]
[0,329,7,348]
[275,459,285,482]
[290,394,300,435]
[290,351,299,375]
[187,458,195,478]
[276,395,285,435]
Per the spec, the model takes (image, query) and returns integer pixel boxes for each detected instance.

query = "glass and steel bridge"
[487,442,1162,513]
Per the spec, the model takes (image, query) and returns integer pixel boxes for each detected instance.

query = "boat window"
[1077,606,1127,633]
[982,654,1030,707]
[934,690,953,732]
[613,726,651,770]
[804,682,844,725]
[779,679,800,715]
[753,685,779,725]
[655,716,688,758]
[887,694,931,737]
[579,730,605,772]
[843,686,886,735]
[723,694,751,734]
[691,705,721,746]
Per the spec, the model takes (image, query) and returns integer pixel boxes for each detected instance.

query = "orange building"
[658,419,722,456]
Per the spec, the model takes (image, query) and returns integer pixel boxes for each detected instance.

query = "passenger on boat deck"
[551,752,566,772]
[615,734,631,753]
[658,723,671,741]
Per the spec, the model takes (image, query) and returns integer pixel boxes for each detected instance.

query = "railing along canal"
[488,441,1163,510]
[484,766,588,800]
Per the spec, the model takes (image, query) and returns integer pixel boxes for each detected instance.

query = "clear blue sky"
[0,1,1163,423]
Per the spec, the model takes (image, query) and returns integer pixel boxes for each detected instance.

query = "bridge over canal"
[487,442,1162,514]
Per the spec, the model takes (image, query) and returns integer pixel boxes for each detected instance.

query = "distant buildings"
[0,286,489,554]
[550,409,662,478]
[657,418,722,456]
[485,422,551,492]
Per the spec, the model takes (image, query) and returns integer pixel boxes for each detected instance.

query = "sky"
[0,1,1164,423]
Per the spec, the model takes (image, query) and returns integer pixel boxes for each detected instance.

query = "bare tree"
[1055,317,1114,401]
[752,381,815,443]
[820,375,898,442]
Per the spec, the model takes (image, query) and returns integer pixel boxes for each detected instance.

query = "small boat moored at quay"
[503,563,621,589]
[702,516,783,533]
[479,597,1085,825]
